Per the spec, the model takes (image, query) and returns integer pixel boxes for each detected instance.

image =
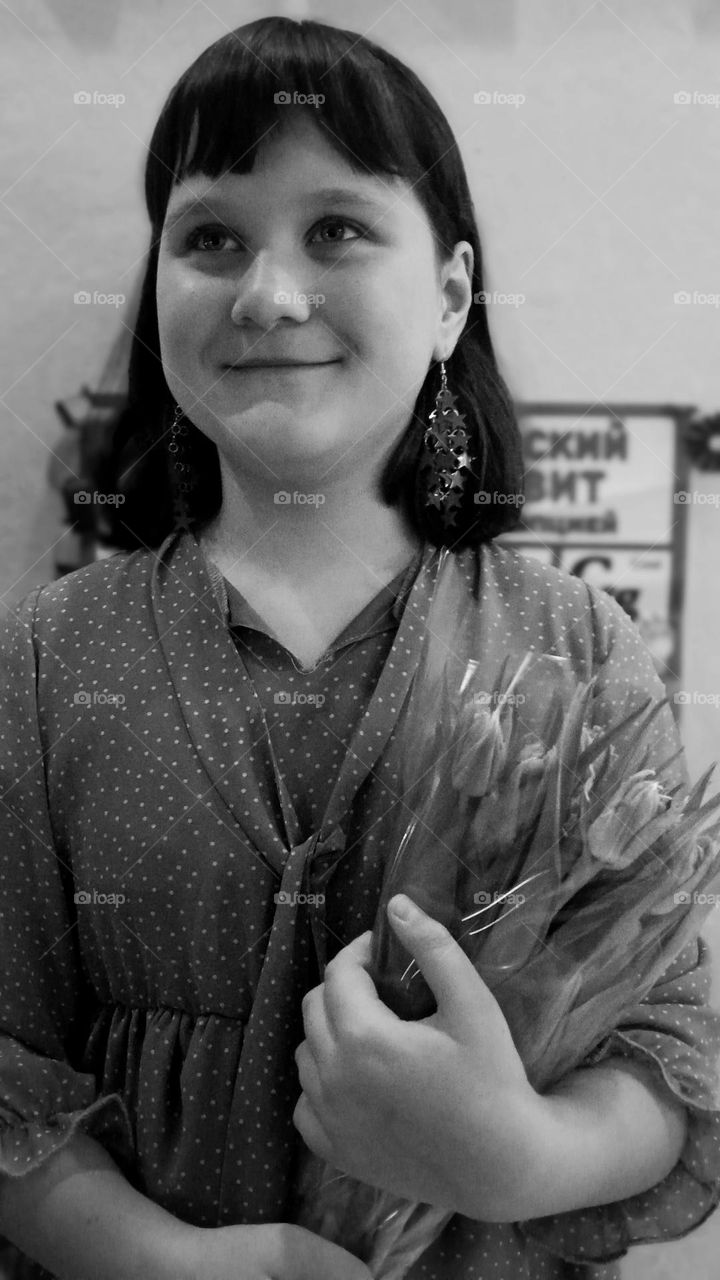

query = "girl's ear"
[434,240,474,362]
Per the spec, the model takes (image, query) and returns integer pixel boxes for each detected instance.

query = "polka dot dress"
[1,526,720,1280]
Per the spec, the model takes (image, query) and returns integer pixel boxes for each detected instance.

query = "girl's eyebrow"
[163,186,392,231]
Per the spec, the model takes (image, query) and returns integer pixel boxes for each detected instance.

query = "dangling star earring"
[168,403,193,532]
[418,360,472,529]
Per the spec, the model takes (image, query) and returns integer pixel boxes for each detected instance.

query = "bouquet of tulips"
[290,550,720,1279]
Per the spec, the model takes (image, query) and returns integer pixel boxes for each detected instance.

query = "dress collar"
[199,540,425,657]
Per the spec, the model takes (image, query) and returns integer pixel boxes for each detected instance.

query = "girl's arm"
[0,1129,196,1280]
[0,1131,375,1280]
[497,1054,689,1223]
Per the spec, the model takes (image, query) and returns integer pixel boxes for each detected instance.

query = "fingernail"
[389,893,414,921]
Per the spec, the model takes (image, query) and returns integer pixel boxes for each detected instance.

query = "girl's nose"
[230,250,313,328]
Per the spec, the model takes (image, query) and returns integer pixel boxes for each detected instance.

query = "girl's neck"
[196,468,423,592]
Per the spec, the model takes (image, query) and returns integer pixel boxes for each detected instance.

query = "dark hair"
[111,15,524,551]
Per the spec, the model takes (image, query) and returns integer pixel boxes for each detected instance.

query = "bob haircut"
[108,15,525,551]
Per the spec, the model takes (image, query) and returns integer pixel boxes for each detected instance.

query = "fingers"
[385,896,492,1038]
[290,1227,374,1280]
[322,932,395,1037]
[300,985,333,1070]
[294,1039,324,1112]
[292,1089,333,1164]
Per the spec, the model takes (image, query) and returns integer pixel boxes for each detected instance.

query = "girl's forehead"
[165,132,417,223]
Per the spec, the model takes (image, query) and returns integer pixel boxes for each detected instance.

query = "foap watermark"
[274,490,325,506]
[274,691,326,707]
[74,889,126,906]
[674,690,720,708]
[73,690,126,707]
[74,490,125,506]
[73,90,126,108]
[474,491,525,505]
[673,290,720,308]
[473,890,526,906]
[673,90,720,108]
[273,290,325,308]
[473,90,525,108]
[474,290,525,307]
[472,690,526,707]
[274,890,325,906]
[74,291,126,308]
[274,90,325,108]
[674,490,720,507]
[675,890,720,905]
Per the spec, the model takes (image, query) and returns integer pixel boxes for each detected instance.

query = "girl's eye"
[185,226,238,252]
[184,217,364,253]
[309,217,364,246]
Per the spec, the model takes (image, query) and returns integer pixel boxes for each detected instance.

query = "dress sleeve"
[517,582,720,1264]
[0,587,135,1183]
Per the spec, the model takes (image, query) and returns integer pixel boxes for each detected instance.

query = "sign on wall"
[498,403,693,693]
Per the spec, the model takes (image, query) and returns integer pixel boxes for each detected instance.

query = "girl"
[1,16,719,1280]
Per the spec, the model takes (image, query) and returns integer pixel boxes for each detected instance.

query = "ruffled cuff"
[0,1042,135,1182]
[1,1093,135,1183]
[517,1029,720,1264]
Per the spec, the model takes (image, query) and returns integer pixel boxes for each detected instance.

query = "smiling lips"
[225,359,341,370]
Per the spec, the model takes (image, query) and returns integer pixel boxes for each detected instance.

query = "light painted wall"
[1,2,719,1275]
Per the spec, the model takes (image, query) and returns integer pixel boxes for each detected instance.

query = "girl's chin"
[208,399,327,422]
[204,416,347,462]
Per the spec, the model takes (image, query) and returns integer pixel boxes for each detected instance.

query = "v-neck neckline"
[220,547,425,672]
[149,527,444,868]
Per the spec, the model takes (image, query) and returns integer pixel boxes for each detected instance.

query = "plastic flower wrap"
[289,551,720,1279]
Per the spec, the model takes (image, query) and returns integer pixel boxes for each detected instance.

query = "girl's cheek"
[159,280,212,344]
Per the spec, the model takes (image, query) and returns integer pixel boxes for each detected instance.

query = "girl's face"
[156,111,471,487]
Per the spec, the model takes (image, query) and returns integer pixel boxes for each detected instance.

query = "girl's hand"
[176,1222,373,1280]
[293,894,543,1222]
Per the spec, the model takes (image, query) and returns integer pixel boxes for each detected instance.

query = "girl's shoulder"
[471,539,680,779]
[478,538,603,605]
[475,538,639,660]
[1,544,156,649]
